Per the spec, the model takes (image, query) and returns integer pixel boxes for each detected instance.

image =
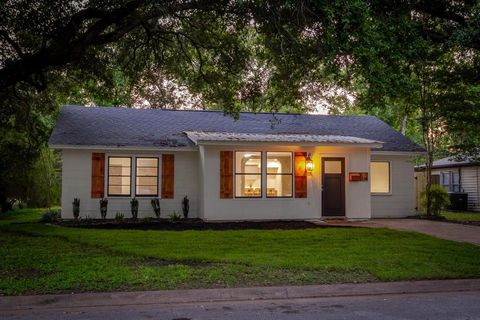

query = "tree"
[1,0,480,211]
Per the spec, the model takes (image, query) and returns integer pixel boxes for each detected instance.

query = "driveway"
[351,219,480,245]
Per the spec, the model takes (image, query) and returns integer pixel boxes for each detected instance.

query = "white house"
[49,106,425,220]
[416,156,480,212]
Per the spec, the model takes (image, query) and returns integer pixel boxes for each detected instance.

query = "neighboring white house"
[49,106,425,220]
[416,156,480,212]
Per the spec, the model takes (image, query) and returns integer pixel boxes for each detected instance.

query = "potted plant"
[130,197,139,220]
[72,198,80,220]
[182,196,190,219]
[151,198,161,218]
[100,198,108,219]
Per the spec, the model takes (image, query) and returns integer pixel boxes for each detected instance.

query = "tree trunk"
[425,150,434,215]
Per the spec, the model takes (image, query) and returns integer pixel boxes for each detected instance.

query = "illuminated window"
[370,161,390,193]
[108,157,131,196]
[235,152,262,197]
[136,158,158,196]
[266,152,293,197]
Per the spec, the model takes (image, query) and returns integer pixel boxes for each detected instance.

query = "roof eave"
[48,144,198,152]
[193,140,384,148]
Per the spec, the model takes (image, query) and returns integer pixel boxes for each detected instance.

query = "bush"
[40,209,61,223]
[421,185,451,216]
[115,212,124,221]
[168,211,182,222]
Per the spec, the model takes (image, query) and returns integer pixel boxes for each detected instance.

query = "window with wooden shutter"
[91,153,105,198]
[220,151,233,198]
[294,152,308,198]
[161,154,174,199]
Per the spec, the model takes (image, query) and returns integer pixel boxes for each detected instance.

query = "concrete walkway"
[326,219,480,245]
[1,279,479,312]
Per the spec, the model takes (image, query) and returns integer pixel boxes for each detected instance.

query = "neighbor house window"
[235,152,262,197]
[441,171,460,192]
[108,157,131,196]
[371,161,390,194]
[136,157,159,196]
[266,152,293,197]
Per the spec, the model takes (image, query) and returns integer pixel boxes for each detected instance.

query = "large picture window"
[266,152,293,197]
[136,157,159,196]
[108,157,131,196]
[235,152,262,197]
[371,161,390,194]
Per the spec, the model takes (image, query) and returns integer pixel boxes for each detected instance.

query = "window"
[441,171,460,192]
[136,158,159,196]
[235,152,262,197]
[266,152,293,197]
[108,157,131,196]
[371,161,390,193]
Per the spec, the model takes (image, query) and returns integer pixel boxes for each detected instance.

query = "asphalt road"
[2,290,480,320]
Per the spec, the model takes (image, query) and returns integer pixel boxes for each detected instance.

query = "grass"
[442,210,480,222]
[1,208,479,295]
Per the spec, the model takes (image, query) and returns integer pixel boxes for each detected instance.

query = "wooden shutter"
[91,153,105,198]
[161,154,174,199]
[294,152,308,198]
[220,151,233,198]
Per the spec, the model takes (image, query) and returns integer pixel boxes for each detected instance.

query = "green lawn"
[442,210,480,222]
[1,209,480,296]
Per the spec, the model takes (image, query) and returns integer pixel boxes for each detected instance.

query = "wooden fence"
[414,171,426,213]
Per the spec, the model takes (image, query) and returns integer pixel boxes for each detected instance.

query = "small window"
[371,161,390,194]
[441,171,460,192]
[235,152,262,197]
[108,157,131,196]
[136,158,159,196]
[266,152,293,197]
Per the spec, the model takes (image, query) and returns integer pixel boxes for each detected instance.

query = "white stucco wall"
[199,145,371,221]
[60,149,199,219]
[371,154,416,218]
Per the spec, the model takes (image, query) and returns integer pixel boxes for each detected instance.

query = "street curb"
[1,279,479,311]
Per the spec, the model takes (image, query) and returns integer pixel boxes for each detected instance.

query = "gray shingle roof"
[417,156,480,169]
[49,105,425,152]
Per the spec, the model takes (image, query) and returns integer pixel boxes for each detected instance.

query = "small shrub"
[130,197,139,220]
[182,196,190,219]
[100,198,108,219]
[40,209,61,223]
[72,198,80,220]
[115,212,124,221]
[151,198,161,218]
[421,185,451,216]
[168,211,182,222]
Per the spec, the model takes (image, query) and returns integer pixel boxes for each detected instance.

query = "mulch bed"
[54,219,352,231]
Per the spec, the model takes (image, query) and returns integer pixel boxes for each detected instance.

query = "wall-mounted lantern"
[306,153,314,173]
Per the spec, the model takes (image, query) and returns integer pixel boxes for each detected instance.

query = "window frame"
[370,160,392,195]
[234,151,263,198]
[266,151,293,198]
[441,171,460,193]
[107,156,132,197]
[135,157,159,197]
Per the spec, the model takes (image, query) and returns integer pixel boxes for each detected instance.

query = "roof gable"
[49,105,425,152]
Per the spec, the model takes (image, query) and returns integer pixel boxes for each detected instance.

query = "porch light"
[306,153,314,173]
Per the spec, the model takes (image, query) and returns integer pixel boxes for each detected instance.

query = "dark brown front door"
[322,158,345,217]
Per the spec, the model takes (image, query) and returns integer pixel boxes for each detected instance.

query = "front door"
[322,158,345,216]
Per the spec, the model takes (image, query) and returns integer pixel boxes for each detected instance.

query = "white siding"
[460,166,480,211]
[371,154,416,218]
[200,145,371,221]
[60,149,199,219]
